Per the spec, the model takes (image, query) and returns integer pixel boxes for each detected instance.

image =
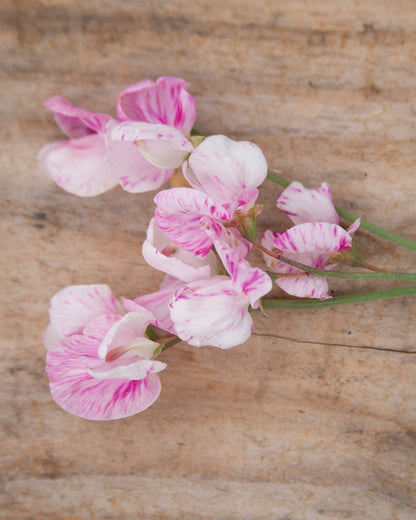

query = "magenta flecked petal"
[82,314,122,342]
[117,76,197,136]
[110,121,193,170]
[170,277,253,349]
[142,218,215,282]
[126,278,185,335]
[38,133,118,197]
[185,135,267,211]
[273,222,352,259]
[88,357,166,381]
[276,275,331,300]
[276,181,339,225]
[154,188,230,257]
[48,354,162,420]
[44,96,111,138]
[49,285,119,338]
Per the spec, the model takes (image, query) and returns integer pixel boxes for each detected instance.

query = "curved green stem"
[267,171,416,251]
[278,255,416,281]
[262,285,416,309]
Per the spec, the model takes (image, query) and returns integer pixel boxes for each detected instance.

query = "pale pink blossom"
[40,77,197,195]
[276,181,340,225]
[154,135,268,257]
[38,97,117,196]
[262,221,358,299]
[170,221,272,348]
[45,285,166,420]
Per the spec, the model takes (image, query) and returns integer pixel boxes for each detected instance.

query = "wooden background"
[1,1,416,518]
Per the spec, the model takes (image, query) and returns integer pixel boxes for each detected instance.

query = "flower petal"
[98,311,154,360]
[142,218,217,282]
[117,76,197,136]
[276,181,339,225]
[105,126,173,193]
[276,275,331,300]
[185,135,267,211]
[44,96,111,138]
[88,357,166,380]
[170,277,253,349]
[110,121,193,169]
[154,188,230,257]
[47,340,162,420]
[49,285,119,338]
[38,133,118,197]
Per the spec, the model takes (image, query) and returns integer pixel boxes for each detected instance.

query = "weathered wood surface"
[1,1,416,518]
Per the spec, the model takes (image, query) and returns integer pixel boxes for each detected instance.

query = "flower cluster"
[41,76,413,420]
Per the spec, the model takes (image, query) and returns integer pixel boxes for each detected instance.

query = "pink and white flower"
[154,135,268,257]
[170,221,272,348]
[40,76,197,196]
[45,285,166,420]
[38,96,117,197]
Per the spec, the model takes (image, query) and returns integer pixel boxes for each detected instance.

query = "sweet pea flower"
[169,221,272,348]
[154,135,268,257]
[40,76,197,195]
[45,285,166,420]
[263,181,360,299]
[38,96,117,196]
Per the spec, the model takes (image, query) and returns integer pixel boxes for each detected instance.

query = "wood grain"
[1,1,416,518]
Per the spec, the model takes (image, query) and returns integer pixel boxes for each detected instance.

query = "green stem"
[278,255,416,281]
[153,336,182,357]
[262,285,416,309]
[267,171,416,251]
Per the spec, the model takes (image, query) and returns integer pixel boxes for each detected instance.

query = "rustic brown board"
[1,1,416,518]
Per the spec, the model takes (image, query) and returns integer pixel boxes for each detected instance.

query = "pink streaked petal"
[347,218,361,235]
[110,121,193,169]
[88,357,166,381]
[47,345,162,420]
[276,275,331,300]
[276,181,339,225]
[98,311,154,360]
[154,188,230,257]
[185,135,267,210]
[126,279,185,335]
[273,223,352,258]
[49,285,119,338]
[44,96,111,137]
[117,76,197,136]
[142,218,216,282]
[38,134,118,197]
[170,277,253,349]
[82,314,122,342]
[106,129,173,193]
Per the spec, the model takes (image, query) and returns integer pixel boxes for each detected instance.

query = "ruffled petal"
[185,135,267,211]
[110,121,193,169]
[117,76,197,136]
[49,285,119,338]
[202,219,271,307]
[105,127,173,193]
[273,222,352,262]
[276,275,331,300]
[38,133,118,197]
[88,357,166,380]
[276,181,339,225]
[154,188,230,257]
[124,278,185,335]
[142,218,217,282]
[98,311,154,359]
[44,96,111,138]
[170,277,253,349]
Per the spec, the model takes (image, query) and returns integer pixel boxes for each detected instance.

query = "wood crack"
[251,332,415,354]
